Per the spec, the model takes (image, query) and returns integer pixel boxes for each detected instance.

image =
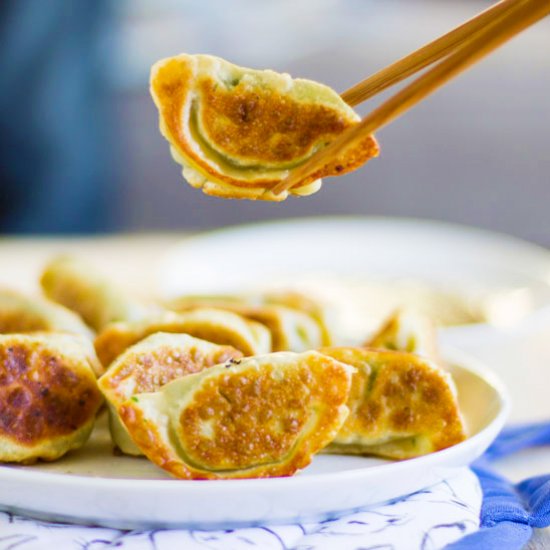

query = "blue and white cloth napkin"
[448,421,550,550]
[0,422,548,550]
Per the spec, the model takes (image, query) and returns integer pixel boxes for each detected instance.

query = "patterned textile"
[0,469,480,550]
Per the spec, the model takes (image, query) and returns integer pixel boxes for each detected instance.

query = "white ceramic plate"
[0,218,528,529]
[0,349,508,529]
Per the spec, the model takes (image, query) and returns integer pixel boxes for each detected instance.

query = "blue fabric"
[446,422,550,549]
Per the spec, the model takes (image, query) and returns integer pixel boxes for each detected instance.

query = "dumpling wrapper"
[0,289,103,376]
[41,256,154,332]
[168,297,325,352]
[0,333,103,463]
[0,289,93,340]
[366,309,440,362]
[151,53,379,201]
[320,347,466,459]
[261,290,334,346]
[119,351,353,479]
[243,305,324,351]
[94,308,270,367]
[98,332,242,455]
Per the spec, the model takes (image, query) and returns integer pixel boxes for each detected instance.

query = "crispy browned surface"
[198,79,353,165]
[152,58,191,131]
[95,312,259,367]
[119,403,181,472]
[285,133,380,192]
[120,352,352,479]
[0,339,102,446]
[151,56,379,197]
[101,342,242,406]
[321,347,466,457]
[179,363,310,469]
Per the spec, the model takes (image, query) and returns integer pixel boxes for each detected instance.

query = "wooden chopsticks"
[340,0,522,107]
[271,0,550,197]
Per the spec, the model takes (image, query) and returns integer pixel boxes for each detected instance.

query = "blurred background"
[0,0,549,244]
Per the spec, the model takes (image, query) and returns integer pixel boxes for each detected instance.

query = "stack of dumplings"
[118,350,353,479]
[0,256,466,480]
[168,291,332,351]
[94,308,271,365]
[98,333,243,456]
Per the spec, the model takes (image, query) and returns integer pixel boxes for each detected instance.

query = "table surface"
[1,234,549,547]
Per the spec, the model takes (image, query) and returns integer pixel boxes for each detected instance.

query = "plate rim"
[159,215,550,276]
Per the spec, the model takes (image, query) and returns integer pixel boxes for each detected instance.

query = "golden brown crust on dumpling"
[277,133,381,196]
[119,351,353,479]
[94,309,270,367]
[320,347,466,459]
[98,332,243,409]
[0,334,102,463]
[150,54,379,201]
[98,332,243,455]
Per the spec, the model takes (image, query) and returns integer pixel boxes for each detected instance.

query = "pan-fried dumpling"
[94,308,270,367]
[243,305,324,351]
[151,54,379,201]
[262,290,334,346]
[119,351,353,479]
[0,289,92,339]
[172,290,332,352]
[0,290,103,376]
[0,334,103,463]
[320,347,466,459]
[169,296,325,351]
[98,332,242,455]
[366,309,440,362]
[41,256,154,332]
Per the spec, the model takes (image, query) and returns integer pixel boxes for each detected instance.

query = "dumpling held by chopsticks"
[151,54,379,201]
